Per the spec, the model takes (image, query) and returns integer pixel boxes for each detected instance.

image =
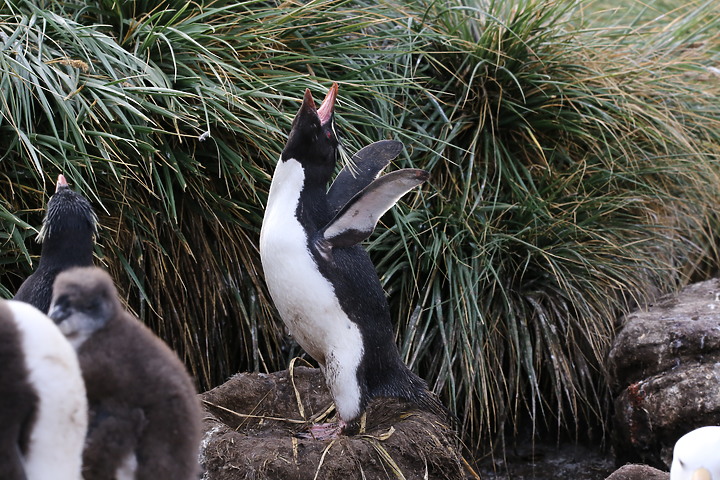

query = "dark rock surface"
[199,366,469,480]
[608,278,720,468]
[476,442,615,479]
[604,464,669,480]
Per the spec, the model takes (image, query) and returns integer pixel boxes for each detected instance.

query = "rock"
[476,441,615,479]
[608,278,720,468]
[604,464,669,480]
[199,365,469,480]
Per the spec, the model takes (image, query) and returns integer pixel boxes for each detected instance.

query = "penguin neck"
[39,230,94,270]
[264,157,335,237]
[298,176,332,228]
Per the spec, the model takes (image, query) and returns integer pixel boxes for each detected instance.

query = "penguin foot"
[296,420,347,440]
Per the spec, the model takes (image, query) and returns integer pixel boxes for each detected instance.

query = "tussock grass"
[1,0,718,450]
[381,0,720,447]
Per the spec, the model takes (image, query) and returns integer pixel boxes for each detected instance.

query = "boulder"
[199,365,469,480]
[604,464,668,480]
[608,278,720,468]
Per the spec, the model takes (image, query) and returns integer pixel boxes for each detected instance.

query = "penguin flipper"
[1,443,27,480]
[83,406,145,479]
[319,168,428,250]
[327,140,404,213]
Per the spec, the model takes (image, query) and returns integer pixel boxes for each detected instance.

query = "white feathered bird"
[670,426,720,480]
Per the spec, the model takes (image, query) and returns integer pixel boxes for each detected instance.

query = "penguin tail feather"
[406,374,458,429]
[373,366,457,428]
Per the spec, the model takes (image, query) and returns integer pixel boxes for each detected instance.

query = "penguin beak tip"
[317,82,338,126]
[56,174,69,192]
[48,303,70,324]
[302,88,316,109]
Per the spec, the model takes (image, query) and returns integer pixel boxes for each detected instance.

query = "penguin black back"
[314,241,441,418]
[14,174,97,313]
[49,267,203,480]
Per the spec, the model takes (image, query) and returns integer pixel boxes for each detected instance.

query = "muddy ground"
[199,365,643,480]
[475,442,616,479]
[200,366,469,480]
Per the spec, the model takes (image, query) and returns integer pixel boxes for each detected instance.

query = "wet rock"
[604,464,668,480]
[608,278,720,468]
[199,366,468,480]
[476,442,615,479]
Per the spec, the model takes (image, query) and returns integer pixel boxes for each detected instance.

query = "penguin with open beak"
[260,83,443,439]
[14,174,97,313]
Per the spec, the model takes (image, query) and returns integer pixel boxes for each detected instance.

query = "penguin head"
[281,83,339,182]
[38,174,98,243]
[670,426,720,480]
[48,267,119,349]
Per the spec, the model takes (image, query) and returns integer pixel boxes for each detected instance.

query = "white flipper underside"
[326,140,404,212]
[320,168,428,249]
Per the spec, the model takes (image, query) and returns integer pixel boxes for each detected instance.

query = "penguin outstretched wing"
[317,168,428,254]
[327,140,404,213]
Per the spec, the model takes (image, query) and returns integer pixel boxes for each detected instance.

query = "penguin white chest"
[259,158,364,421]
[7,300,88,480]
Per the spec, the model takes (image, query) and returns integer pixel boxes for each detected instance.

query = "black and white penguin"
[14,174,97,313]
[48,266,203,480]
[0,299,88,480]
[260,83,442,439]
[670,426,720,480]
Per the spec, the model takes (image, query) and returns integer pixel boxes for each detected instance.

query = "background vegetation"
[1,0,718,450]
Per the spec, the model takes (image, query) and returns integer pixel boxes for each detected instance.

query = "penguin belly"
[260,158,365,422]
[5,300,87,480]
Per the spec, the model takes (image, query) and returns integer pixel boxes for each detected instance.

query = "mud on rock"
[199,365,470,480]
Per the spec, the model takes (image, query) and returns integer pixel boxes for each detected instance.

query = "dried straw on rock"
[200,365,473,480]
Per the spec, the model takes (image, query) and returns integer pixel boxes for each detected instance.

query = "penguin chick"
[15,174,97,313]
[0,299,88,480]
[670,426,720,480]
[260,83,442,439]
[48,267,203,480]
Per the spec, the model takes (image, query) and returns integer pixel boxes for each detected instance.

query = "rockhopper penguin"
[0,299,88,480]
[48,267,203,480]
[260,83,443,439]
[14,174,97,313]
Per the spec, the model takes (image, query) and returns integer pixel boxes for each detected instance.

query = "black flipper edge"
[318,168,428,250]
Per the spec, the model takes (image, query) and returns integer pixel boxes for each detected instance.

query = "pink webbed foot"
[296,420,347,440]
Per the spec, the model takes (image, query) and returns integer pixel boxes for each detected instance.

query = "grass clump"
[382,0,720,447]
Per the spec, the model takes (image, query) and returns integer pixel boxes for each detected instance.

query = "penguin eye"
[86,298,102,314]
